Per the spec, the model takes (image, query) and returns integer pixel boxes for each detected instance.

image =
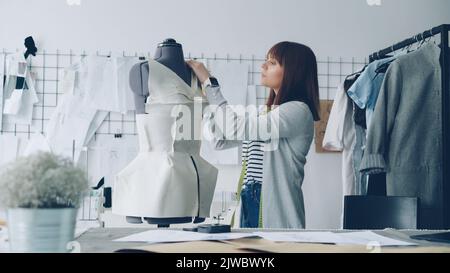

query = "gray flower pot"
[7,208,78,253]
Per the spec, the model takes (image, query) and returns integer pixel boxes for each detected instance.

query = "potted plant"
[0,152,88,253]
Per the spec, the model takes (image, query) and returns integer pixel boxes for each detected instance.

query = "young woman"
[187,41,320,229]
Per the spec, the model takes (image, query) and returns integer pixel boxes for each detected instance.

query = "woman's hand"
[186,60,211,84]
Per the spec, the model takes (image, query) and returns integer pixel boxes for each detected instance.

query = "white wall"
[1,0,449,229]
[1,0,449,58]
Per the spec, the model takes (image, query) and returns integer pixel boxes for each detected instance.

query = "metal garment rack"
[368,24,450,229]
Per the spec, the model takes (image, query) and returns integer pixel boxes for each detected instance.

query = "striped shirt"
[242,140,264,183]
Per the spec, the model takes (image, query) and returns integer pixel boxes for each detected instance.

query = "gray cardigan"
[204,86,314,229]
[359,43,443,228]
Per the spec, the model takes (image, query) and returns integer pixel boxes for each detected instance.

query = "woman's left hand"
[186,60,211,84]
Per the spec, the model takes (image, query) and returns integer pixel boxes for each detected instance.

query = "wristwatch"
[202,77,219,89]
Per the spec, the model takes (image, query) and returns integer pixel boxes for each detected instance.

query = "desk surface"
[75,228,450,253]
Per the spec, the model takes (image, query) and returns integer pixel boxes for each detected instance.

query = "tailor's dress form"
[112,58,218,218]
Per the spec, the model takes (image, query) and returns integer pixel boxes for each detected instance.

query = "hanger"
[374,27,438,75]
[344,64,366,85]
[419,28,437,47]
[417,33,428,49]
[424,29,438,47]
[345,67,365,81]
[404,42,414,53]
[401,33,421,54]
[375,60,395,74]
[345,58,371,80]
[426,29,434,43]
[373,44,396,74]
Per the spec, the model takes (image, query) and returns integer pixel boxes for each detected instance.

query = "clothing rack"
[367,24,450,229]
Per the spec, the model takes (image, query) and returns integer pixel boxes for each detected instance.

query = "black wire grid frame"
[0,49,367,139]
[369,24,450,229]
[0,49,366,221]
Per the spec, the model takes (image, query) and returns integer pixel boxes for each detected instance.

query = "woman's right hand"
[186,60,211,85]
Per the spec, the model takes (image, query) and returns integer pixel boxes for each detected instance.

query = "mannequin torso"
[125,39,206,227]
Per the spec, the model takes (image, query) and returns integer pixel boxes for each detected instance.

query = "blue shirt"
[347,56,396,129]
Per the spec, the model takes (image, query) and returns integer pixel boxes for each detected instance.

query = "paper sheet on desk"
[337,231,417,246]
[254,231,417,246]
[115,230,416,248]
[253,231,345,244]
[124,240,253,253]
[114,229,256,243]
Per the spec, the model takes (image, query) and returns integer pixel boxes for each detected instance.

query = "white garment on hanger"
[342,100,356,197]
[83,56,140,114]
[83,56,119,112]
[3,53,30,116]
[46,95,109,163]
[117,57,141,112]
[58,68,76,95]
[3,90,23,115]
[45,60,108,163]
[2,53,39,125]
[5,53,27,78]
[323,84,348,151]
[323,83,356,196]
[113,58,218,218]
[3,70,39,125]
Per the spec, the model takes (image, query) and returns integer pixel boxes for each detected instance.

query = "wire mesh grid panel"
[1,49,367,138]
[0,49,366,222]
[0,49,139,139]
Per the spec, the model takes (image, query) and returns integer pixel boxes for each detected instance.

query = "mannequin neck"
[154,44,190,85]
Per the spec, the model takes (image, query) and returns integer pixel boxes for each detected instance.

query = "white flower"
[0,152,88,208]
